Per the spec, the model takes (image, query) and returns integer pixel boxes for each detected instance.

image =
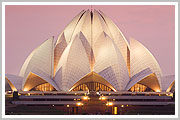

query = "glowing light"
[7,91,12,94]
[121,105,124,107]
[126,105,128,107]
[83,96,89,100]
[8,91,12,93]
[76,102,83,106]
[23,88,28,91]
[77,102,81,106]
[67,105,70,107]
[99,96,106,100]
[109,102,113,106]
[106,102,113,106]
[114,107,117,115]
[155,89,161,92]
[102,97,106,100]
[170,93,173,97]
[166,93,173,97]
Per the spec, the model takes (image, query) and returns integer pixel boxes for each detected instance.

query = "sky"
[5,5,175,76]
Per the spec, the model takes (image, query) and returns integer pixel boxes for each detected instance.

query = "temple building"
[5,9,174,93]
[5,9,175,115]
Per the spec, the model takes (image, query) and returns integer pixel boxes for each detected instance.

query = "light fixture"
[96,92,100,95]
[76,102,83,106]
[106,102,113,106]
[83,96,89,100]
[99,96,106,100]
[23,88,28,91]
[155,89,161,92]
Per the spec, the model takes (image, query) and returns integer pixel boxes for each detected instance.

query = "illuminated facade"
[5,9,175,93]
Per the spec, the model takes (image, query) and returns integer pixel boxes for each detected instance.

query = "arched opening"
[69,71,116,92]
[23,72,57,91]
[31,83,55,91]
[129,83,154,92]
[71,82,113,92]
[5,77,17,91]
[138,73,161,92]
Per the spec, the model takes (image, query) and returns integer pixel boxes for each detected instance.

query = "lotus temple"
[5,9,175,115]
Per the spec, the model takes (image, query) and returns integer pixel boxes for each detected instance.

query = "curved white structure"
[56,10,86,45]
[54,33,67,75]
[55,35,90,91]
[125,68,161,92]
[98,10,130,66]
[125,68,153,90]
[5,74,23,91]
[130,38,163,90]
[94,32,129,91]
[19,37,54,88]
[161,75,175,92]
[23,68,59,91]
[5,9,174,93]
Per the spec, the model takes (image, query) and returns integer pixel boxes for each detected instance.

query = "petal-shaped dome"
[19,48,36,77]
[7,9,170,93]
[5,74,23,91]
[70,10,92,45]
[54,9,131,74]
[55,35,91,91]
[23,70,59,91]
[19,37,54,87]
[56,10,86,45]
[92,10,113,44]
[125,68,161,92]
[130,38,163,89]
[94,32,130,90]
[79,32,95,71]
[161,75,175,92]
[125,68,153,90]
[98,10,130,67]
[54,32,67,76]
